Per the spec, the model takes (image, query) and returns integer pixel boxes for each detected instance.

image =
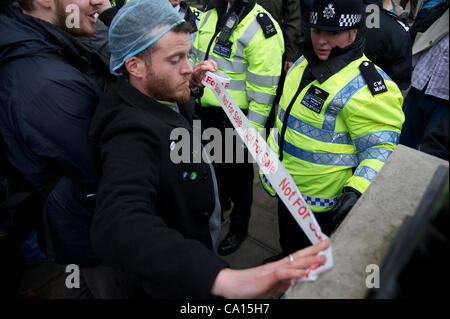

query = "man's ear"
[125,57,146,79]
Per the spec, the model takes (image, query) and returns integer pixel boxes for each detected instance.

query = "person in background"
[399,3,448,150]
[257,0,302,74]
[358,0,412,91]
[0,0,118,298]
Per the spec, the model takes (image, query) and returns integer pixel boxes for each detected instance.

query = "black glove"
[329,187,361,230]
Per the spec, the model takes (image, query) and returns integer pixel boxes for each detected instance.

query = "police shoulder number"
[256,12,277,38]
[359,61,388,96]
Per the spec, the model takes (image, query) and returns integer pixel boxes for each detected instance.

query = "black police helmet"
[307,0,363,31]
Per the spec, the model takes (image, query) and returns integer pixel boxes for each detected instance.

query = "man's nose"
[182,57,193,75]
[318,34,328,45]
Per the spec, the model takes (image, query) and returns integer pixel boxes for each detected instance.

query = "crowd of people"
[0,0,448,299]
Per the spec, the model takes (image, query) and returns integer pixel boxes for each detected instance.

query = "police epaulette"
[359,61,388,96]
[255,12,277,38]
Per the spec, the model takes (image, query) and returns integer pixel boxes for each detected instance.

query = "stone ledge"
[288,145,449,299]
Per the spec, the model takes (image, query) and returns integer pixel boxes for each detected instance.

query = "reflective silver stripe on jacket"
[322,69,392,132]
[353,131,400,152]
[278,107,353,145]
[354,165,378,183]
[247,90,276,105]
[273,130,359,167]
[248,110,269,126]
[247,71,280,87]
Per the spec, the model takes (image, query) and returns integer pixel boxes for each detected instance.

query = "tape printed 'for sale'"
[201,72,333,289]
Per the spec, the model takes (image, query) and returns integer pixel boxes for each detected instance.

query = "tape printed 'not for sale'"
[201,72,334,289]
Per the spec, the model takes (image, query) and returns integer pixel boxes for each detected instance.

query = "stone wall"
[288,145,449,299]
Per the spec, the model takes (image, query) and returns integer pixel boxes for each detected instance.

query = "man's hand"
[284,61,294,73]
[190,60,218,88]
[211,240,330,299]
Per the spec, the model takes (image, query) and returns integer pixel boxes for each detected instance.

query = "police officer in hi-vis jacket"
[261,0,405,262]
[191,0,285,255]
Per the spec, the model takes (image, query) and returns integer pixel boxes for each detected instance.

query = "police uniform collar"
[304,37,365,84]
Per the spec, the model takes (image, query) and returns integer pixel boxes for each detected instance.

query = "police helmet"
[307,0,363,31]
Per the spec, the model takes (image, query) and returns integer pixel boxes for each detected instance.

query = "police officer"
[261,0,405,262]
[191,0,284,255]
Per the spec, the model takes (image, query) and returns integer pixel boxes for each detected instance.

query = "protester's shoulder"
[94,84,162,137]
[3,52,93,90]
[381,9,410,34]
[1,54,99,118]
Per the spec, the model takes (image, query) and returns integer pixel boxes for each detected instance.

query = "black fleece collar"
[303,37,366,84]
[114,79,195,131]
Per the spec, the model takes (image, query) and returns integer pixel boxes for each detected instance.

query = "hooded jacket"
[0,4,106,264]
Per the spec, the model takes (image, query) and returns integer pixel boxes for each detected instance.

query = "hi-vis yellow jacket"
[191,4,285,129]
[260,55,405,212]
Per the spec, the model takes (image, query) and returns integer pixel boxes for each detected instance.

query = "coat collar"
[114,79,195,131]
[303,37,366,84]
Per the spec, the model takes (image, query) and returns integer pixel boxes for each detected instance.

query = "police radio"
[206,0,250,60]
[217,0,250,44]
[217,12,239,44]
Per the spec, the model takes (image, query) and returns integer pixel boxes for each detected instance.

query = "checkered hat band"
[310,11,319,24]
[338,14,362,27]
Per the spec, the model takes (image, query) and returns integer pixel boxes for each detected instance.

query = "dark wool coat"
[88,79,228,298]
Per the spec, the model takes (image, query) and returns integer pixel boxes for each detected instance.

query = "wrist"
[211,268,234,298]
